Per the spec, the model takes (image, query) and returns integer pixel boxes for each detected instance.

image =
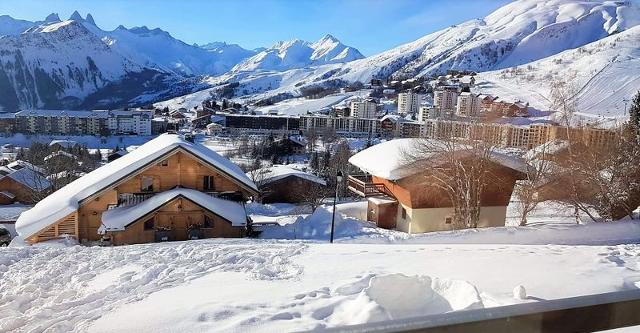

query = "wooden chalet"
[0,161,51,204]
[348,139,527,233]
[251,165,326,204]
[15,134,259,245]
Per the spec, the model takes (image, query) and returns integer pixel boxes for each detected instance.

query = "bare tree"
[403,136,498,229]
[514,144,552,226]
[549,78,584,223]
[247,158,267,188]
[322,126,337,148]
[305,128,319,153]
[292,180,329,211]
[567,128,640,221]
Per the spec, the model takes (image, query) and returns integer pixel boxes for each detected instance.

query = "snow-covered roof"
[0,191,15,199]
[524,140,570,161]
[0,204,32,222]
[49,139,79,148]
[99,188,247,234]
[16,134,258,240]
[349,138,528,180]
[251,165,327,186]
[380,114,403,123]
[0,163,51,192]
[44,150,77,162]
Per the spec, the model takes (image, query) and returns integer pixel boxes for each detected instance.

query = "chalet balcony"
[347,174,395,198]
[115,190,241,208]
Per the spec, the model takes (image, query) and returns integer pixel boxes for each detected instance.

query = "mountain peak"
[69,10,82,21]
[44,13,61,22]
[85,13,96,26]
[318,34,339,43]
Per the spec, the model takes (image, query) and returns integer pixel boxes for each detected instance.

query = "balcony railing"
[347,175,395,199]
[116,190,236,208]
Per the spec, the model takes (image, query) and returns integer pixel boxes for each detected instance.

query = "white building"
[456,92,481,117]
[434,88,459,113]
[418,106,438,122]
[349,99,377,119]
[397,92,424,115]
[104,111,153,136]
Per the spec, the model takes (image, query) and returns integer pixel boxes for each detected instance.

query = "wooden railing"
[348,175,395,199]
[117,193,156,207]
[116,191,239,208]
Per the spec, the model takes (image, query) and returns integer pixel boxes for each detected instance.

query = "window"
[401,207,407,219]
[204,215,214,228]
[141,176,154,192]
[445,217,452,224]
[159,159,168,167]
[203,176,215,191]
[143,218,155,230]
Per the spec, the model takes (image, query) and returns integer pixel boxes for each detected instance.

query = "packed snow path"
[0,240,306,332]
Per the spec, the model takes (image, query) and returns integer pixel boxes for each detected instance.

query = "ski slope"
[476,25,640,121]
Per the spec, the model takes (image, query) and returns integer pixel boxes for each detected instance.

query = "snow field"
[0,240,306,332]
[84,242,640,332]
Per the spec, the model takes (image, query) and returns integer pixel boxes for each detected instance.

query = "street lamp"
[330,171,343,243]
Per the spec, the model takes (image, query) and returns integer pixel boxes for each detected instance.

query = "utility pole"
[329,171,343,243]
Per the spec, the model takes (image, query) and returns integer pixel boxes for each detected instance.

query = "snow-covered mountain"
[170,0,640,116]
[476,24,640,120]
[230,35,364,73]
[0,11,256,111]
[337,0,640,80]
[68,11,253,76]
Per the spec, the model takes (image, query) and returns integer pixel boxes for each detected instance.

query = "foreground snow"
[2,238,638,332]
[2,201,640,332]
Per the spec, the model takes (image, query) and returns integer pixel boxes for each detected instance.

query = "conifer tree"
[629,91,640,142]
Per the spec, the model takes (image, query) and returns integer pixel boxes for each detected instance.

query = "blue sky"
[0,0,512,55]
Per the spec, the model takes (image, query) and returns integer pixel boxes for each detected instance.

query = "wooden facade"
[0,176,39,204]
[375,160,520,210]
[27,212,78,244]
[108,197,243,245]
[29,147,256,245]
[260,175,325,204]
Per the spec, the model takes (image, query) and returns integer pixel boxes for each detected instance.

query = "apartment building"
[14,110,153,136]
[456,92,481,117]
[434,87,459,114]
[418,106,438,122]
[299,115,379,136]
[349,98,377,118]
[223,114,300,134]
[397,92,424,115]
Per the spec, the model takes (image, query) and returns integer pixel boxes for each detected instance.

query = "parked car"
[0,227,11,246]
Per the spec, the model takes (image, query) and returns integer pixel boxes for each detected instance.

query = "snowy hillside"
[166,0,640,110]
[344,0,640,80]
[475,24,640,121]
[230,34,364,73]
